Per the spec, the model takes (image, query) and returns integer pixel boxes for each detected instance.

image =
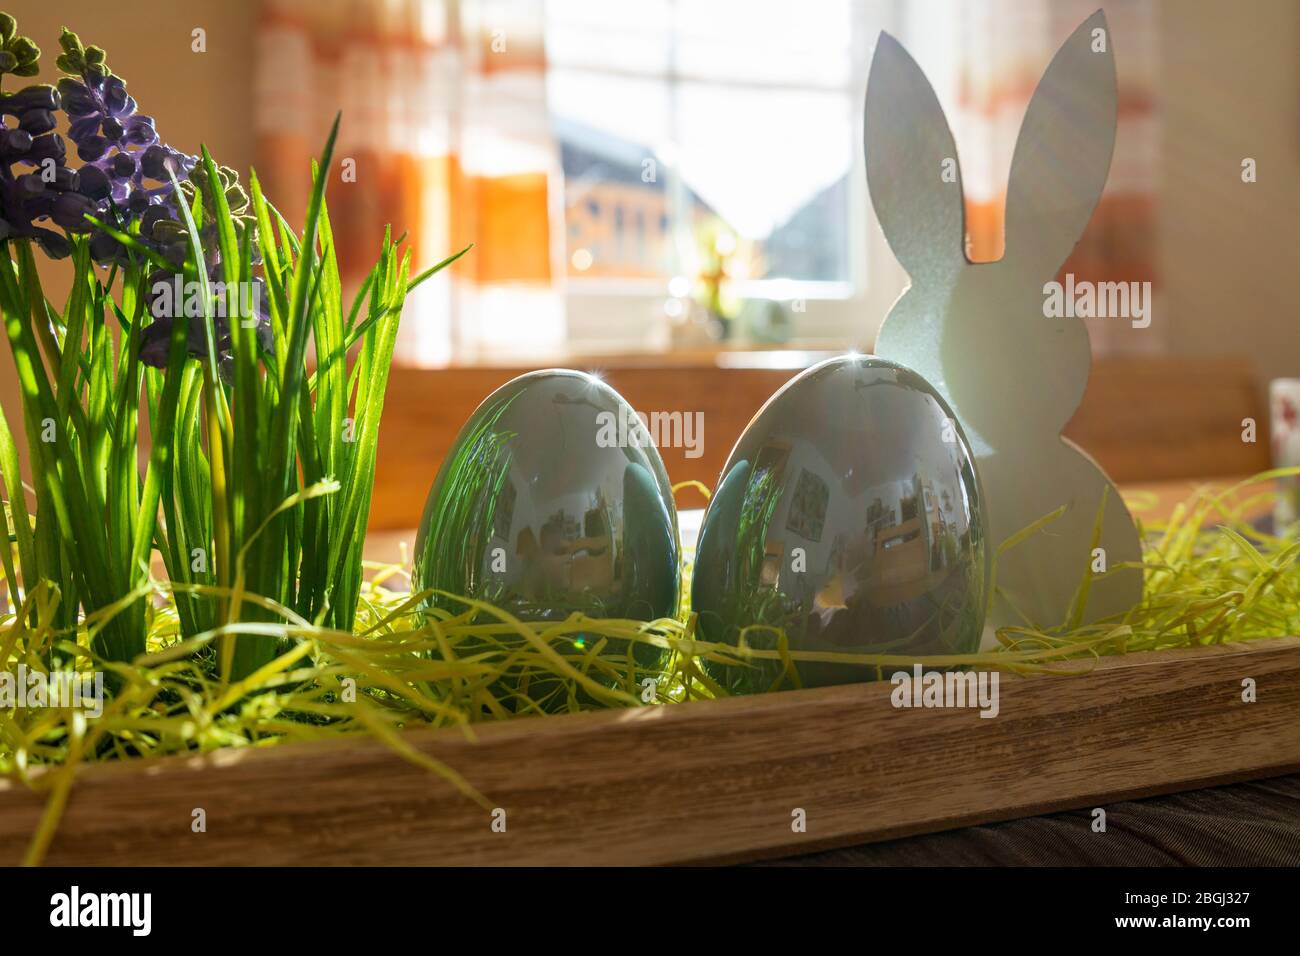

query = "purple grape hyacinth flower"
[54,27,197,264]
[0,16,274,373]
[0,20,81,259]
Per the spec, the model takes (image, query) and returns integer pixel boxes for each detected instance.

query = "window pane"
[550,80,852,283]
[674,0,855,88]
[676,83,852,282]
[545,0,672,74]
[550,70,672,279]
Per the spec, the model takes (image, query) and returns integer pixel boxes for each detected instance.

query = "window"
[546,0,879,348]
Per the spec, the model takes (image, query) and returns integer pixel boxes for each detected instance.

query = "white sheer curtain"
[255,0,563,366]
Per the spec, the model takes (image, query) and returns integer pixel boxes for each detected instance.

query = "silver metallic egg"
[413,370,680,703]
[692,354,988,692]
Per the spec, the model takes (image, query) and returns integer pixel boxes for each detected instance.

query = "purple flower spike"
[43,27,198,264]
[0,27,80,260]
[1,15,270,384]
[0,73,79,258]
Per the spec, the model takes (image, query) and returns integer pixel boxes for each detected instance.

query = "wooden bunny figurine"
[867,10,1143,631]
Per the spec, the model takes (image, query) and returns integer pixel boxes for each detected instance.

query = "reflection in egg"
[692,355,988,693]
[413,370,679,706]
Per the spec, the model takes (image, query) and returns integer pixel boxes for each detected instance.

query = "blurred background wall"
[1157,0,1300,387]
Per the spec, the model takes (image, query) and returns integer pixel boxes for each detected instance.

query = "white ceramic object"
[866,10,1142,630]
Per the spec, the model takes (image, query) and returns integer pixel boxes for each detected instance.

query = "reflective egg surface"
[692,355,988,692]
[413,370,680,682]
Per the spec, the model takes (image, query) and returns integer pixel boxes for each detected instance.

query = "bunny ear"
[864,31,967,279]
[1004,10,1117,276]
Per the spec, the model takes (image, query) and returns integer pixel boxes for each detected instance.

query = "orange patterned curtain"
[255,0,559,364]
[904,0,1159,354]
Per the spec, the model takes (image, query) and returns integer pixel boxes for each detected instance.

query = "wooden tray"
[2,636,1298,866]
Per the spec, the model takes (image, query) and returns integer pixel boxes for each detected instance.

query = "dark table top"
[764,774,1300,866]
